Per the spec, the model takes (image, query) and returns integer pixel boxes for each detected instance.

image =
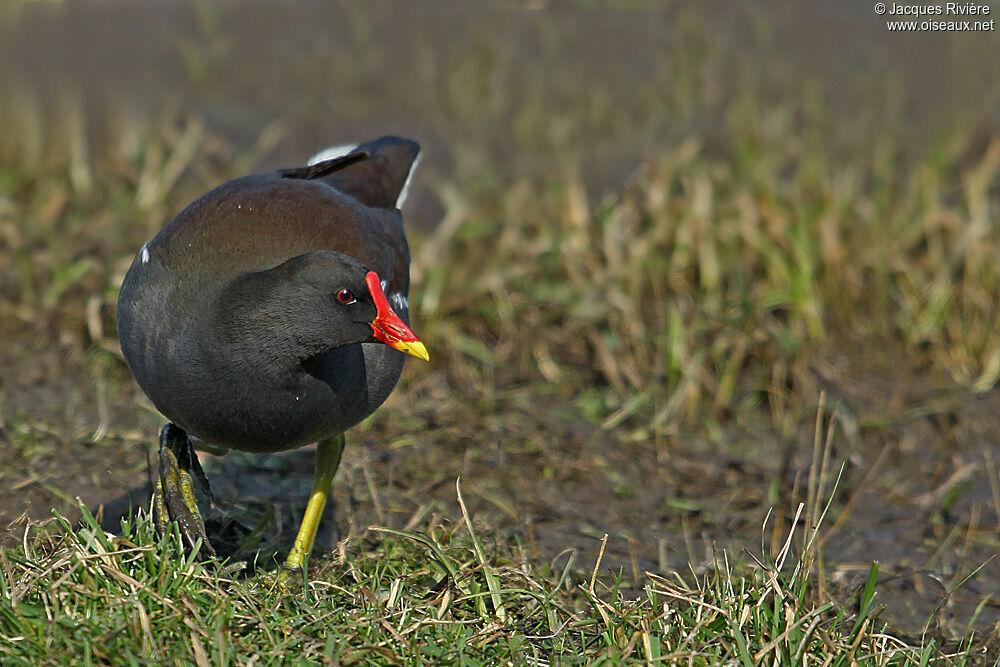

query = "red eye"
[336,289,356,304]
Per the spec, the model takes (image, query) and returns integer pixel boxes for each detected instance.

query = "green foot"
[152,423,217,558]
[256,566,305,594]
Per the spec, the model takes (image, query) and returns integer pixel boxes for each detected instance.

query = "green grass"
[2,106,997,660]
[2,8,1000,661]
[0,405,985,663]
[3,104,998,661]
[0,486,972,664]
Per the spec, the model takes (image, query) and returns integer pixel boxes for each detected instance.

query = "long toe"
[155,424,217,558]
[269,566,305,593]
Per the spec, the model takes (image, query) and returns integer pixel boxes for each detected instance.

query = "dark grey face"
[284,251,380,329]
[215,250,383,359]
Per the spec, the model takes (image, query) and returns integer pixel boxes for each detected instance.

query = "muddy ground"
[5,316,1000,640]
[3,0,1000,645]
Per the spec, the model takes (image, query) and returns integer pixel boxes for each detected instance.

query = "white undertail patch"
[308,143,359,166]
[395,150,422,210]
[140,242,150,265]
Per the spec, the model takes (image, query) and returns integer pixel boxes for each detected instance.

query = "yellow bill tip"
[391,339,430,362]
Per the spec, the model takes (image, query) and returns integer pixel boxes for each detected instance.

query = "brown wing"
[148,137,420,299]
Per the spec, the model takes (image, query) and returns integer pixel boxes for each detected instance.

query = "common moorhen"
[117,136,428,579]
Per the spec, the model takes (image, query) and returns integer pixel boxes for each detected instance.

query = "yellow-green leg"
[278,433,345,583]
[153,423,216,558]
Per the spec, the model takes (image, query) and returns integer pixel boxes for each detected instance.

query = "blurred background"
[2,0,1000,638]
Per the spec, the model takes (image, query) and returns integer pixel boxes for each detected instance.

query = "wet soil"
[4,321,1000,641]
[4,0,1000,647]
